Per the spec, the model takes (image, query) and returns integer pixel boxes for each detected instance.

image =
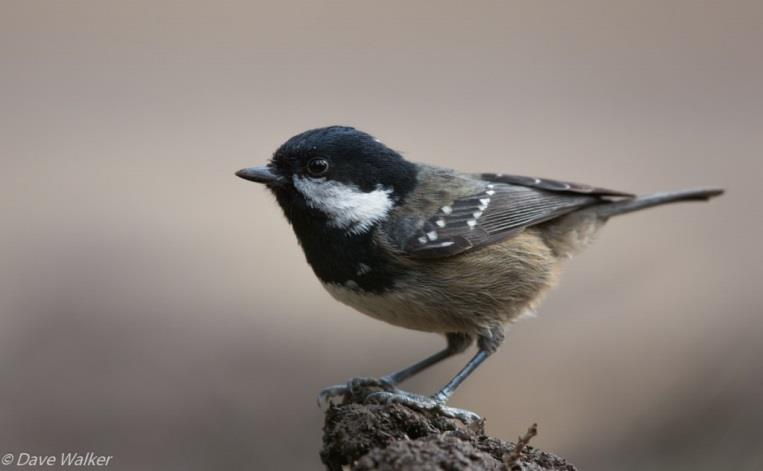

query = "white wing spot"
[344,280,359,289]
[487,184,495,189]
[467,219,477,229]
[435,218,446,228]
[472,211,483,218]
[426,230,438,241]
[418,235,428,244]
[486,189,496,196]
[534,178,542,184]
[438,241,455,247]
[441,205,453,215]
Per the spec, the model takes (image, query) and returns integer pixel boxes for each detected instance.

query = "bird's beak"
[235,166,284,186]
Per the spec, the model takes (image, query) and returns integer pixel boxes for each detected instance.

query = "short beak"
[235,166,283,185]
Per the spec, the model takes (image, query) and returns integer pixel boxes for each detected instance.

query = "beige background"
[1,1,761,470]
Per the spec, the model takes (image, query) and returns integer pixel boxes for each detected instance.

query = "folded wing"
[397,174,632,258]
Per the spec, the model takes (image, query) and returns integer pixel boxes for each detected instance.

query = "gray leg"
[432,327,504,402]
[382,332,473,385]
[367,326,505,422]
[317,333,473,407]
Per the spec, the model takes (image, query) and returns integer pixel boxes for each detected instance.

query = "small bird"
[236,126,723,421]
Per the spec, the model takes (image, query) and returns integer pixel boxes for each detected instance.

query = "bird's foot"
[317,376,398,409]
[365,390,482,423]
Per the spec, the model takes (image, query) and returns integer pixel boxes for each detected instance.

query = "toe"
[365,391,439,410]
[364,392,481,423]
[438,405,482,423]
[364,391,396,404]
[347,377,379,394]
[317,384,348,409]
[318,377,399,408]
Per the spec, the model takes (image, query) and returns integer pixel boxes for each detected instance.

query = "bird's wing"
[393,175,631,259]
[476,173,634,198]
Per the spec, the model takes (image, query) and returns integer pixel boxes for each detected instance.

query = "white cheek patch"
[292,175,394,235]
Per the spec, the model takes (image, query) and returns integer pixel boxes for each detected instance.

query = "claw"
[317,377,399,409]
[366,390,438,408]
[365,391,482,423]
[317,384,348,409]
[438,405,482,423]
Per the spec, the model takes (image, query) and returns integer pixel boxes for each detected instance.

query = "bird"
[236,125,723,421]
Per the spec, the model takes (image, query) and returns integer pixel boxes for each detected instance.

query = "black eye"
[306,157,329,176]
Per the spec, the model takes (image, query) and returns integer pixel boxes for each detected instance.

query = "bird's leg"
[366,325,505,423]
[381,332,473,385]
[317,333,473,408]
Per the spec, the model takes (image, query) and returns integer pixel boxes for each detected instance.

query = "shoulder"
[394,164,487,220]
[376,165,486,250]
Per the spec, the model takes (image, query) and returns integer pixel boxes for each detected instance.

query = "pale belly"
[322,282,478,333]
[320,230,563,335]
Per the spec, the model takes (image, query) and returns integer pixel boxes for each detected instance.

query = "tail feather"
[593,188,724,218]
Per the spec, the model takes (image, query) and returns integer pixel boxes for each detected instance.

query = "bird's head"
[236,126,417,235]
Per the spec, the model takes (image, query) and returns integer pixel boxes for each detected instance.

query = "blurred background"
[1,1,761,470]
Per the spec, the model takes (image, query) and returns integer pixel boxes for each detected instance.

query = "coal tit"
[236,126,723,421]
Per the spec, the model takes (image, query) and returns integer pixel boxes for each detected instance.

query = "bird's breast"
[321,281,476,333]
[320,229,562,334]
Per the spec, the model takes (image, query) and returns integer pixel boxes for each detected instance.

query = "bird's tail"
[593,188,724,218]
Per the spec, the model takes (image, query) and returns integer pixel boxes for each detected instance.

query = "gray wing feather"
[400,183,603,258]
[478,173,634,197]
